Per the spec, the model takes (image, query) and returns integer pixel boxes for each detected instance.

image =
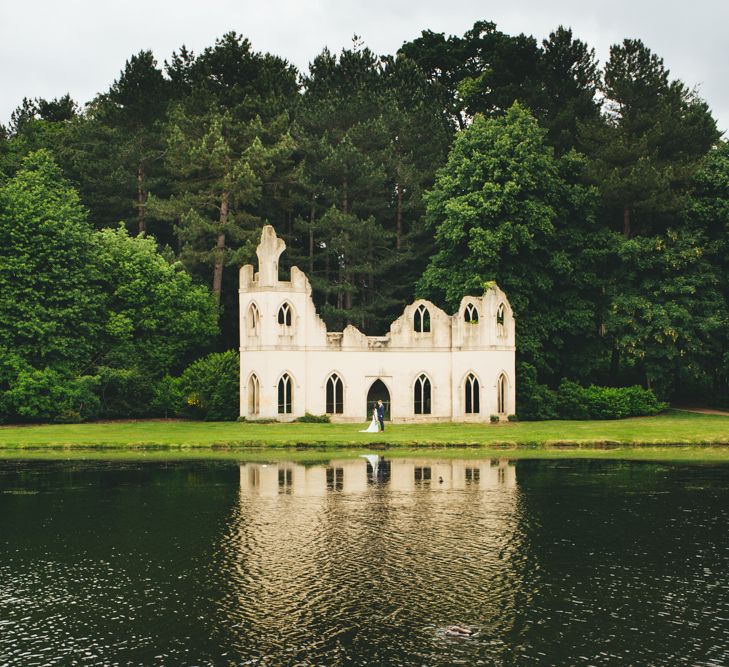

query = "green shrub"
[516,362,558,420]
[151,375,185,418]
[4,367,100,423]
[179,350,239,421]
[490,414,500,423]
[96,366,157,418]
[507,414,518,422]
[294,413,331,423]
[517,361,666,421]
[555,380,666,420]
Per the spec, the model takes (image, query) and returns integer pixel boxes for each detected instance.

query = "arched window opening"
[248,374,260,415]
[465,373,480,414]
[497,374,507,414]
[248,303,260,336]
[326,373,344,414]
[414,304,431,333]
[496,303,506,338]
[278,373,293,414]
[278,302,292,327]
[414,374,431,415]
[464,303,479,323]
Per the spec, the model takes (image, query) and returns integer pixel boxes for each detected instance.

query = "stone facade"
[239,225,516,423]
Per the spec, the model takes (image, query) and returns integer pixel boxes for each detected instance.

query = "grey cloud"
[1,0,726,133]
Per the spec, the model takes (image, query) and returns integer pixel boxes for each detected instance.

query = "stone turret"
[255,225,286,286]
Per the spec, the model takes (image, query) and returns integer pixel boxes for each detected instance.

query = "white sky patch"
[1,0,726,134]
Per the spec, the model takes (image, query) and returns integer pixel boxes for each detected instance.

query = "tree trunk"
[610,344,620,383]
[137,162,147,235]
[396,181,403,251]
[622,204,631,238]
[309,196,315,275]
[212,190,228,302]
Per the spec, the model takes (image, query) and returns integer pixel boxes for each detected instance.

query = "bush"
[515,362,558,420]
[4,367,100,423]
[96,366,157,418]
[507,414,518,422]
[517,361,666,421]
[490,414,500,423]
[179,350,239,421]
[294,413,331,423]
[555,380,666,420]
[151,375,185,418]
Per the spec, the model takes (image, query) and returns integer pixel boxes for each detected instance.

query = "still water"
[1,456,728,666]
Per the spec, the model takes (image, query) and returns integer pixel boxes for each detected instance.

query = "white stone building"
[239,226,516,423]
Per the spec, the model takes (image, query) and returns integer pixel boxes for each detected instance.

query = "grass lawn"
[0,410,728,455]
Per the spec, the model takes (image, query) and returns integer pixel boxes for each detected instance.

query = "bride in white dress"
[360,408,379,433]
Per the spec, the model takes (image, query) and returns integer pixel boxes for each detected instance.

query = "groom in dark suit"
[377,400,385,431]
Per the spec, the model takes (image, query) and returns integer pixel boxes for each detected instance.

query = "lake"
[1,456,728,665]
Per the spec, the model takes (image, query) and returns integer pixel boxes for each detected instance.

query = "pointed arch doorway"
[366,379,391,421]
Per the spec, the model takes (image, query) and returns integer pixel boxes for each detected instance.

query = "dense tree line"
[1,22,727,421]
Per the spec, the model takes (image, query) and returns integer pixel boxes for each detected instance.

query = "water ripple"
[0,458,728,665]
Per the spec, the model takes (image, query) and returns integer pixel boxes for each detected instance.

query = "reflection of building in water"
[226,457,523,654]
[239,458,516,496]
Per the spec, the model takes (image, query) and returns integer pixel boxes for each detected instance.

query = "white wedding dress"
[360,409,379,433]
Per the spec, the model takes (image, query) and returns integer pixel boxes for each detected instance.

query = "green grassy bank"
[0,410,728,452]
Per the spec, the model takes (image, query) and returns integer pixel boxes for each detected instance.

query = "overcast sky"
[1,0,727,134]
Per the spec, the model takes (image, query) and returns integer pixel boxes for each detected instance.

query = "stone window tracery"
[248,374,260,415]
[278,373,293,414]
[414,304,431,333]
[464,303,479,323]
[497,373,507,414]
[278,302,292,327]
[248,303,260,336]
[326,373,344,414]
[414,374,432,414]
[465,373,480,414]
[496,303,506,338]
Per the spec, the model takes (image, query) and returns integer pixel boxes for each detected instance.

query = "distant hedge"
[517,369,667,421]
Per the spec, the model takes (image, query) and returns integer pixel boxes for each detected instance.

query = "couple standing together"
[361,400,385,433]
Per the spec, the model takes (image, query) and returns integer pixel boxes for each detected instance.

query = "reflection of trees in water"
[215,458,524,663]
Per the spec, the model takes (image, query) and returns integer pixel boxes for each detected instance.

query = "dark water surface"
[1,457,728,666]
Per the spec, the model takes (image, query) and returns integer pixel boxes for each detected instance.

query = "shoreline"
[0,410,728,461]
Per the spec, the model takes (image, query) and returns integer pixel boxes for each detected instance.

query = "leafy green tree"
[419,104,600,378]
[93,225,218,375]
[0,150,103,367]
[399,21,541,130]
[606,228,726,396]
[679,141,729,400]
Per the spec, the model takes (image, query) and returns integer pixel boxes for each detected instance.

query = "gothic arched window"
[326,373,344,414]
[248,303,260,336]
[414,374,432,414]
[278,302,292,327]
[496,303,506,338]
[497,374,507,414]
[278,373,293,414]
[248,374,260,415]
[414,304,431,333]
[465,373,480,414]
[464,303,479,323]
